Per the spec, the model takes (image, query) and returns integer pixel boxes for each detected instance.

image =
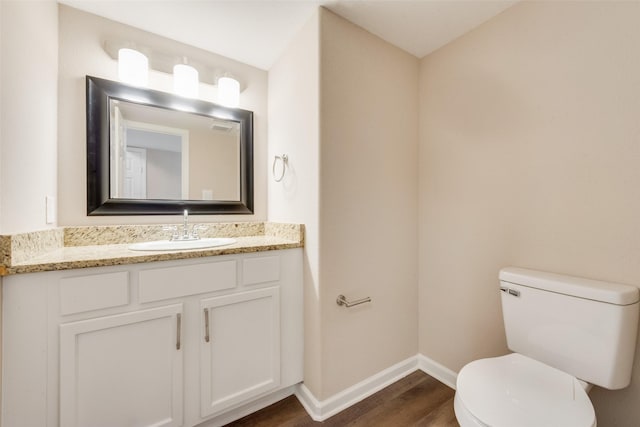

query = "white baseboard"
[196,353,459,425]
[295,353,458,422]
[295,355,420,421]
[417,354,458,390]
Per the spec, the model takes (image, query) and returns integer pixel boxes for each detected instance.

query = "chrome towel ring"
[272,154,288,182]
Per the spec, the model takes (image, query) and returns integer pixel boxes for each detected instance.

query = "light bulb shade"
[218,77,240,107]
[118,48,148,87]
[173,64,199,98]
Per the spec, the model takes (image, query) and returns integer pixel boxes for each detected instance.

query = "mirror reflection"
[110,100,240,201]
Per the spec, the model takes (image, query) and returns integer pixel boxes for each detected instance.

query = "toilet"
[454,267,640,427]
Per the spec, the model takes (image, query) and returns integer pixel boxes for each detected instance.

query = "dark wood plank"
[225,371,459,427]
[413,396,459,426]
[225,395,313,427]
[335,376,454,426]
[322,370,435,426]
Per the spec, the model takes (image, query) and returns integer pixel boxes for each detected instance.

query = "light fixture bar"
[106,40,246,99]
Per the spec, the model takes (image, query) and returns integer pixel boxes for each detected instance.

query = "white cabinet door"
[200,287,280,418]
[60,304,184,427]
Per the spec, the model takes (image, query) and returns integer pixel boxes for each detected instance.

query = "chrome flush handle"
[500,286,520,297]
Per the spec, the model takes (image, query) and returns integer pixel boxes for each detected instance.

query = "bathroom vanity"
[0,225,303,427]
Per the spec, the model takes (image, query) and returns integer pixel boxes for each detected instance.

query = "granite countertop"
[0,222,304,276]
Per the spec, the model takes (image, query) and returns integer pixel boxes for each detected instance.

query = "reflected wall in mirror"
[87,76,253,215]
[110,100,240,201]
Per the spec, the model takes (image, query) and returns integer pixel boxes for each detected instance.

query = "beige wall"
[1,0,58,234]
[418,1,640,425]
[189,130,240,201]
[318,9,419,399]
[268,11,323,395]
[58,5,267,225]
[0,1,58,418]
[269,8,419,400]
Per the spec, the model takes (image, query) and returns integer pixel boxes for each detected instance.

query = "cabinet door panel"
[200,287,280,418]
[60,305,183,427]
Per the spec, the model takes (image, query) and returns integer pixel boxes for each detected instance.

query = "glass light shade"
[118,48,148,87]
[173,64,199,98]
[218,77,240,107]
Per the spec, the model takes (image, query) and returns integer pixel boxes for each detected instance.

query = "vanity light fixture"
[106,41,246,102]
[118,48,148,87]
[173,63,199,98]
[218,76,240,108]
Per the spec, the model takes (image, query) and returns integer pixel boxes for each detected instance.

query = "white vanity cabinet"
[1,248,303,427]
[59,304,184,427]
[200,287,280,418]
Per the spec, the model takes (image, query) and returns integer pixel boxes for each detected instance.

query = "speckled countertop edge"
[0,222,304,276]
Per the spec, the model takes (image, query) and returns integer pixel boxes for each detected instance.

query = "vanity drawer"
[139,260,237,303]
[60,272,129,315]
[243,255,280,285]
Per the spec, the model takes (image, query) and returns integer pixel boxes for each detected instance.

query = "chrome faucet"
[182,209,190,239]
[163,210,208,241]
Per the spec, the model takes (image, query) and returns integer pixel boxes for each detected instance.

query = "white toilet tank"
[500,267,640,389]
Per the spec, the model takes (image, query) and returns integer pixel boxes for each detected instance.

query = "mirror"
[86,75,253,215]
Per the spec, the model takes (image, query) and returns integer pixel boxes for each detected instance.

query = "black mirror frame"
[86,75,254,215]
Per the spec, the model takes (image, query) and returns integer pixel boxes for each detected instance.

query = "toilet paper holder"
[336,294,372,308]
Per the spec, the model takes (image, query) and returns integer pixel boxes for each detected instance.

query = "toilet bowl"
[453,267,639,427]
[454,353,596,427]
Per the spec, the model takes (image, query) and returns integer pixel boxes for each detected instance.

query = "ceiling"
[59,0,517,70]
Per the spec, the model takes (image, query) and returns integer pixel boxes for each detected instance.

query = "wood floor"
[226,371,460,426]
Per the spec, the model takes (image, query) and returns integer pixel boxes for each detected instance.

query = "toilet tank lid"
[499,267,639,306]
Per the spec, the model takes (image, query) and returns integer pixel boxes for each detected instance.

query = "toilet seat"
[456,353,596,427]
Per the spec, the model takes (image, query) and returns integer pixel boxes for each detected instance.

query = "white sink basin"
[128,237,236,251]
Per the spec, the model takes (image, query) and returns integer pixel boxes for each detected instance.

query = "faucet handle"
[192,224,208,239]
[163,225,179,241]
